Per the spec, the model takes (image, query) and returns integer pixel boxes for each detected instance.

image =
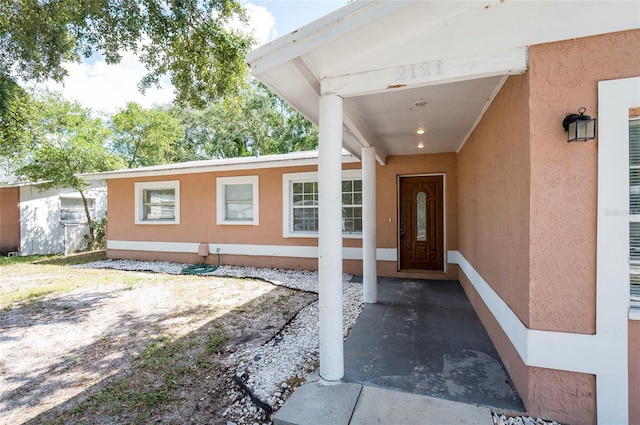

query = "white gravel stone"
[493,414,562,425]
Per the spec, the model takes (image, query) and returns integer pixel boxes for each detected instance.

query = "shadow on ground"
[0,274,316,425]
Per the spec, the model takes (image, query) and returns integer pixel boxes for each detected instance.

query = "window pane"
[293,183,303,194]
[354,180,362,191]
[145,205,175,220]
[293,194,303,205]
[417,192,427,241]
[342,180,352,192]
[225,184,253,202]
[60,198,95,222]
[631,119,640,308]
[303,182,314,193]
[631,120,640,214]
[144,189,175,204]
[293,206,318,231]
[226,202,253,220]
[630,120,640,166]
[342,193,353,205]
[354,193,362,205]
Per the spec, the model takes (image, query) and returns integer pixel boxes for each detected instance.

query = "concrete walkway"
[273,380,494,425]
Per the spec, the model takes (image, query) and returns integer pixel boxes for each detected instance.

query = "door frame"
[396,173,447,273]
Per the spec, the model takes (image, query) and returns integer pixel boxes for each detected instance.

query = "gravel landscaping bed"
[78,259,363,424]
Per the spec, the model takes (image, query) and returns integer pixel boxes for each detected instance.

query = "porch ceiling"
[247,0,640,162]
[344,76,505,155]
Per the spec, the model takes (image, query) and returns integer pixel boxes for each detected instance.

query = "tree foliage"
[111,102,183,168]
[0,0,253,107]
[16,92,122,246]
[0,71,37,176]
[168,80,318,161]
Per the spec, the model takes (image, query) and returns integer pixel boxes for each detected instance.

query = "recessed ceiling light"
[415,101,428,107]
[416,129,425,135]
[417,142,424,149]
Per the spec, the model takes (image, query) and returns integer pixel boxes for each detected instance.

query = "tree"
[16,92,122,247]
[0,71,37,177]
[1,0,253,107]
[111,102,184,168]
[168,80,318,161]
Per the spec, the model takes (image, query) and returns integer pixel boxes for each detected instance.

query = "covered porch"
[247,2,640,423]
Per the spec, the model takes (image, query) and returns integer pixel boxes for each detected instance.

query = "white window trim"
[134,180,180,225]
[216,175,259,226]
[282,169,362,239]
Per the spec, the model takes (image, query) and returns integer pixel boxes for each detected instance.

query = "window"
[283,170,362,238]
[60,196,94,223]
[135,181,180,224]
[216,176,259,225]
[630,118,640,308]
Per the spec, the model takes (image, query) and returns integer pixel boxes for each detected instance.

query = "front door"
[399,175,444,271]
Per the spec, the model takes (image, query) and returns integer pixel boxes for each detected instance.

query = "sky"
[40,1,348,114]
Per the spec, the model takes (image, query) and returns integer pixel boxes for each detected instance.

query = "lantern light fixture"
[562,107,596,142]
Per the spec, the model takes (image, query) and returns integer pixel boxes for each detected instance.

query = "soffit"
[248,0,640,159]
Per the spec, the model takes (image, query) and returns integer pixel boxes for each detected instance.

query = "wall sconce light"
[562,107,596,142]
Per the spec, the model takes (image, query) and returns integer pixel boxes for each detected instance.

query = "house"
[0,180,107,256]
[93,2,640,424]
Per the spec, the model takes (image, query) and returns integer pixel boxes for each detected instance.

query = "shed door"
[399,175,444,271]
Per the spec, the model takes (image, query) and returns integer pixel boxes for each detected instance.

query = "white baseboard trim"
[107,240,397,262]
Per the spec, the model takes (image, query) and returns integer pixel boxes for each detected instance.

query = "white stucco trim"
[134,180,180,225]
[216,175,259,226]
[107,240,396,261]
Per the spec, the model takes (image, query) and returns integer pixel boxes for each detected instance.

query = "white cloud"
[244,3,278,46]
[39,51,174,114]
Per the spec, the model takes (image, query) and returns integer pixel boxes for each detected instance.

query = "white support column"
[318,93,344,381]
[362,145,377,303]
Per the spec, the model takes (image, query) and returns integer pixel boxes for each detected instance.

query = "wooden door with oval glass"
[399,175,444,271]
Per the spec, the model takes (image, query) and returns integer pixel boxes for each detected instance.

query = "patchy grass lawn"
[0,252,316,425]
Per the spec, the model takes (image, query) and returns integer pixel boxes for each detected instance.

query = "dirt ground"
[0,253,316,424]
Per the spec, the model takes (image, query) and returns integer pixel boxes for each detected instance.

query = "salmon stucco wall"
[457,73,531,327]
[528,30,640,334]
[0,187,20,255]
[376,153,458,280]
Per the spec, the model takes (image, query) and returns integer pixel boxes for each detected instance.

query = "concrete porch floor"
[273,277,523,425]
[343,277,523,411]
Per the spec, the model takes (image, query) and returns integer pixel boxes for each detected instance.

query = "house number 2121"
[395,62,442,81]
